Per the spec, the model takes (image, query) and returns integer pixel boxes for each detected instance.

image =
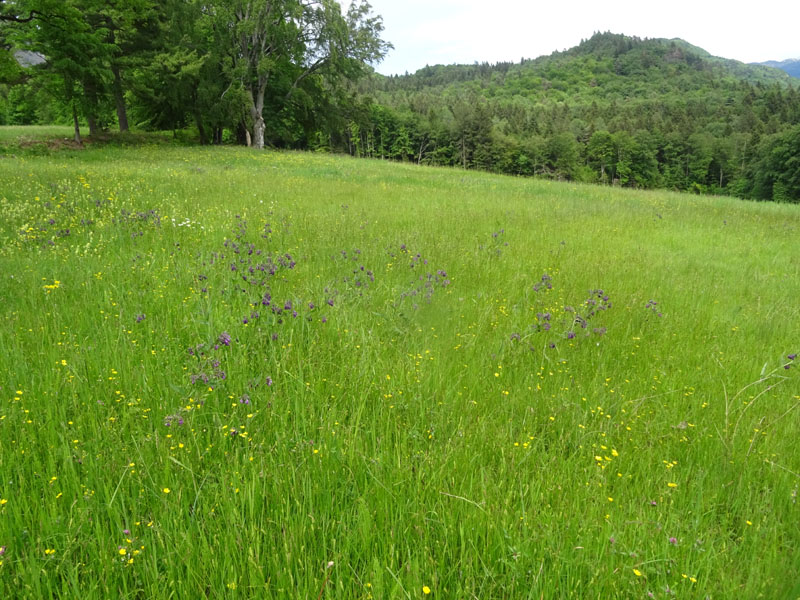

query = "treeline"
[338,85,800,202]
[2,17,800,202]
[0,0,389,148]
[337,34,800,202]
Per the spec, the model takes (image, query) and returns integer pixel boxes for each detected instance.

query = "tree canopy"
[1,22,799,202]
[0,0,389,145]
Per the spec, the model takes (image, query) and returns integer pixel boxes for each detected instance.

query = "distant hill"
[356,32,800,201]
[375,32,796,95]
[755,59,800,79]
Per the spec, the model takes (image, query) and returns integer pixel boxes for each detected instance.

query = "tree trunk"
[72,105,82,144]
[111,64,129,132]
[253,117,265,149]
[248,80,267,149]
[195,114,207,145]
[235,121,248,145]
[82,79,100,136]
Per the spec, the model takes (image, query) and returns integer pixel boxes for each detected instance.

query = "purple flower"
[669,537,677,545]
[0,546,6,556]
[566,331,576,340]
[789,354,797,361]
[123,529,130,535]
[135,314,146,323]
[266,376,273,386]
[218,331,231,346]
[239,394,251,404]
[326,299,334,307]
[308,302,315,309]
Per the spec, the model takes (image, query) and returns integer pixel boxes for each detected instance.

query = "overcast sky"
[355,0,800,75]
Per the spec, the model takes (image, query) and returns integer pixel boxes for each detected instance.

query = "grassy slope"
[1,137,799,598]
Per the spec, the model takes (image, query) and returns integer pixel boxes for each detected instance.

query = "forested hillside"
[355,33,800,202]
[1,3,799,203]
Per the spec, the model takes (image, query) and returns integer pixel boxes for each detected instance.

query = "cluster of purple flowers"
[524,278,612,351]
[488,228,509,256]
[187,338,230,383]
[645,299,663,317]
[164,414,184,427]
[114,208,162,228]
[398,269,451,308]
[532,273,553,293]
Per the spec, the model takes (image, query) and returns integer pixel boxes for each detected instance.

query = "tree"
[92,0,158,132]
[0,0,42,23]
[215,0,389,149]
[545,132,580,180]
[587,130,614,183]
[16,0,111,142]
[752,125,800,202]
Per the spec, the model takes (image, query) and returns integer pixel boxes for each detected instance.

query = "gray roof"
[13,50,47,67]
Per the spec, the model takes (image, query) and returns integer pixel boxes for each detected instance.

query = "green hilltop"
[357,32,800,201]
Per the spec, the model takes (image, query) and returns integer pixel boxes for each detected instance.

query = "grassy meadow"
[1,131,799,598]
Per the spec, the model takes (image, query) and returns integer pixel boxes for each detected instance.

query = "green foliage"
[2,16,799,202]
[362,32,800,201]
[752,125,800,202]
[1,0,388,146]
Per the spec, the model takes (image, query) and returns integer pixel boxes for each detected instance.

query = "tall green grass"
[1,135,798,598]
